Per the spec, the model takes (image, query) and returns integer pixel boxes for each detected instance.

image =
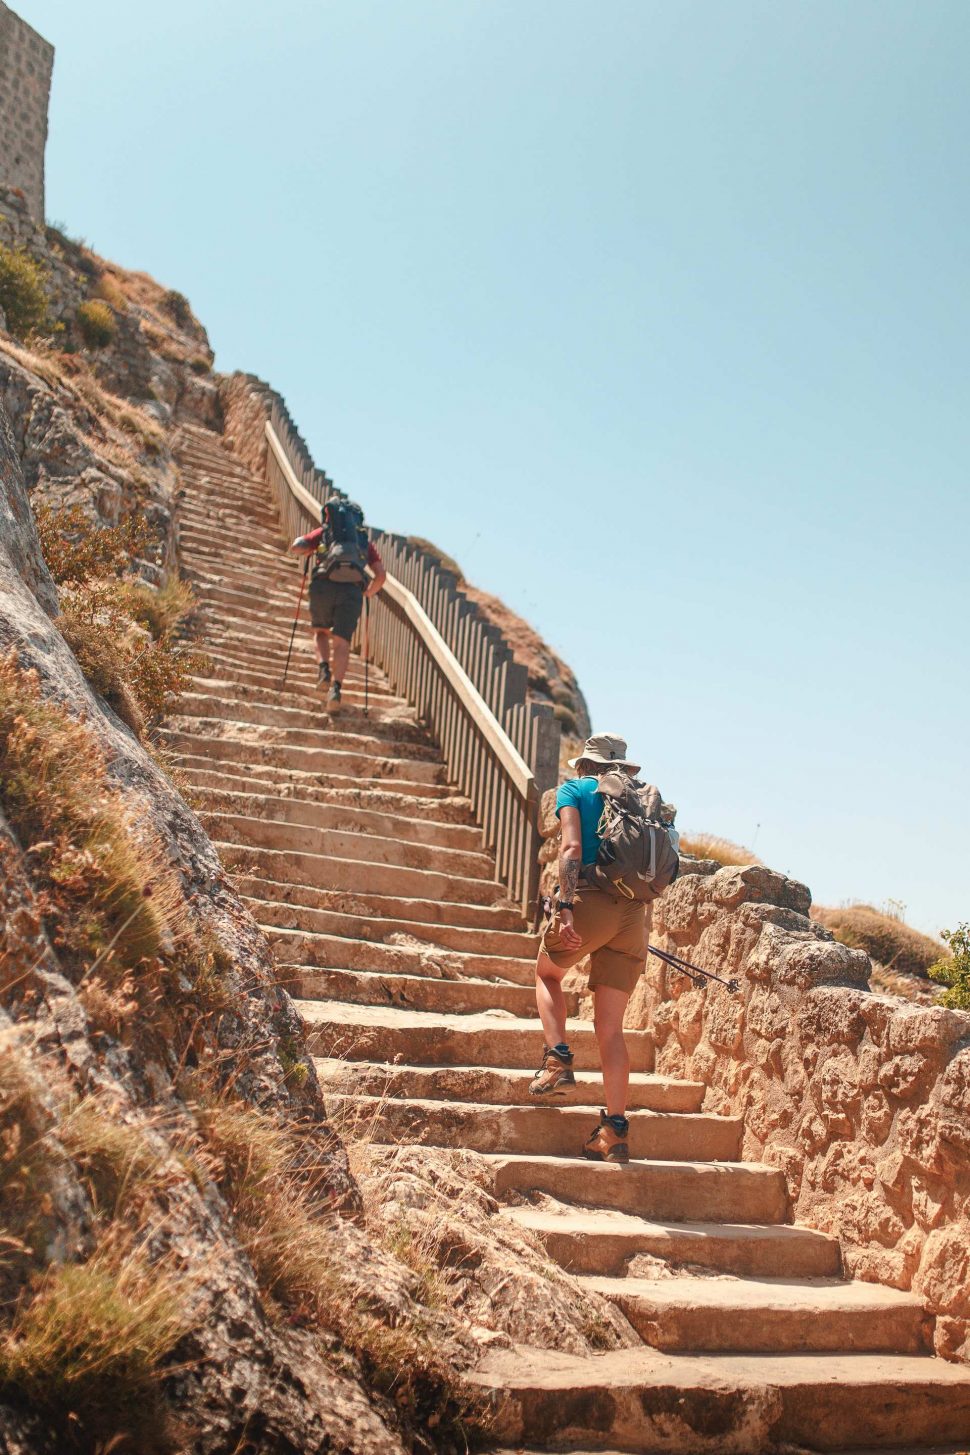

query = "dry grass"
[196,1097,484,1447]
[678,832,763,867]
[58,1098,170,1214]
[0,1232,190,1455]
[76,299,116,350]
[0,1033,60,1296]
[813,903,945,978]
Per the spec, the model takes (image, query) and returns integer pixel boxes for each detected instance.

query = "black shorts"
[308,577,363,641]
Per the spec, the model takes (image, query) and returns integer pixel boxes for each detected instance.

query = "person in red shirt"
[290,502,386,713]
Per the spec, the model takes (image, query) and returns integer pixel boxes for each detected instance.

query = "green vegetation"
[0,244,48,338]
[930,923,970,1009]
[814,903,944,978]
[35,503,207,734]
[0,1240,189,1455]
[76,299,117,349]
[198,1098,484,1445]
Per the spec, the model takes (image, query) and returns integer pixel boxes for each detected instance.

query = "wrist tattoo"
[558,857,580,904]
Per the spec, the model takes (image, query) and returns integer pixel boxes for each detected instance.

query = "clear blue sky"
[21,0,969,937]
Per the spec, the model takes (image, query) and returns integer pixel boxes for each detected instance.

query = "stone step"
[160,731,448,787]
[169,714,436,767]
[468,1345,970,1452]
[232,875,523,931]
[298,1003,654,1072]
[505,1205,839,1279]
[192,786,483,851]
[314,1059,706,1113]
[178,691,427,743]
[203,810,496,879]
[326,1095,742,1162]
[217,842,507,906]
[188,674,414,719]
[248,894,534,956]
[485,1154,786,1223]
[190,662,404,706]
[288,966,556,1018]
[264,926,534,985]
[177,761,466,808]
[580,1274,928,1354]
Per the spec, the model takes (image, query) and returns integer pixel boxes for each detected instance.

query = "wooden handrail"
[260,412,558,914]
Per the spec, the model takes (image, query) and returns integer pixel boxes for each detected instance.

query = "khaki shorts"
[540,886,649,994]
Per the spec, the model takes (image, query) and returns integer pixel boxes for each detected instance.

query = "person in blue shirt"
[531,732,648,1163]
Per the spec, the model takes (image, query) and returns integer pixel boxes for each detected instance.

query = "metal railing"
[262,407,560,915]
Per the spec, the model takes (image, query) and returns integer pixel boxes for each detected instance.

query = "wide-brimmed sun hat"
[567,732,641,775]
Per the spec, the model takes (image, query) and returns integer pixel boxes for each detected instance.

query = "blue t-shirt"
[556,776,603,867]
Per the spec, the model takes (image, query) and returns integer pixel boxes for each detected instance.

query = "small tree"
[929,923,970,1010]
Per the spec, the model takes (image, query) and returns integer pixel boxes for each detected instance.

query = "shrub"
[0,1237,189,1455]
[813,903,945,978]
[93,273,127,311]
[929,923,969,1009]
[36,503,150,587]
[678,833,762,867]
[0,245,48,338]
[160,290,191,328]
[76,299,117,349]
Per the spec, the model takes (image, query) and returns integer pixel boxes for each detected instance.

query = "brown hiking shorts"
[308,577,364,641]
[540,885,649,995]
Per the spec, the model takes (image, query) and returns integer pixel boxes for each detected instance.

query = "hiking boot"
[316,661,332,690]
[583,1110,630,1163]
[529,1044,576,1097]
[327,680,342,714]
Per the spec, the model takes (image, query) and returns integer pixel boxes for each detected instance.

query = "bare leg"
[535,948,569,1048]
[331,633,351,684]
[313,628,331,666]
[593,985,630,1119]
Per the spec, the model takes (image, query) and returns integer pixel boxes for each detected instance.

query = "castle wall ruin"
[0,2,53,220]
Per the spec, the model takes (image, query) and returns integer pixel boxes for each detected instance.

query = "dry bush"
[0,245,48,339]
[679,832,763,867]
[92,273,127,311]
[0,1033,61,1297]
[813,903,945,978]
[196,1098,483,1447]
[35,502,150,587]
[160,290,192,329]
[0,1233,190,1455]
[76,299,116,350]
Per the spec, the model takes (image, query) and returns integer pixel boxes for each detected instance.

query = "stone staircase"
[169,421,970,1453]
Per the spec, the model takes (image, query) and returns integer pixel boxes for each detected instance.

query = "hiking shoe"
[327,681,342,714]
[583,1110,630,1163]
[316,661,331,690]
[529,1045,576,1097]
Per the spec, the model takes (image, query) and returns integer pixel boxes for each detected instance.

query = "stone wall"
[0,3,53,221]
[537,796,970,1362]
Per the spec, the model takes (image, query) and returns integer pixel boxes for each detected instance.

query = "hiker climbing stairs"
[168,420,970,1452]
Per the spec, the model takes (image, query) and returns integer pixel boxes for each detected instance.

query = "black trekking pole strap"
[280,556,309,691]
[647,943,740,994]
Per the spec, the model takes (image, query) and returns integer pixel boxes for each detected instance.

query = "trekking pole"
[363,595,370,716]
[647,943,740,994]
[280,556,309,692]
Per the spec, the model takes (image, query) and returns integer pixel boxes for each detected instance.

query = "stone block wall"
[0,3,53,221]
[639,860,970,1362]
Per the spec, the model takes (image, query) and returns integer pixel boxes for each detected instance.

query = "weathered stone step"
[288,966,556,1018]
[233,875,523,931]
[581,1274,927,1354]
[264,926,534,985]
[160,731,447,786]
[176,758,464,806]
[485,1154,785,1223]
[188,674,414,720]
[327,1095,742,1162]
[314,1059,705,1113]
[193,786,483,851]
[299,1003,654,1072]
[204,811,495,879]
[177,703,439,757]
[468,1345,970,1452]
[505,1205,839,1278]
[222,842,507,905]
[247,894,534,957]
[190,662,404,707]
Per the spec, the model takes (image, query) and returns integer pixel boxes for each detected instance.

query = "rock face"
[633,860,970,1362]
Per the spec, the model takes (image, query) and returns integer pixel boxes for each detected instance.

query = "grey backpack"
[585,771,680,904]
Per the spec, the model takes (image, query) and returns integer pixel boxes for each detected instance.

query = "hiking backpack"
[315,498,369,585]
[585,770,680,904]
